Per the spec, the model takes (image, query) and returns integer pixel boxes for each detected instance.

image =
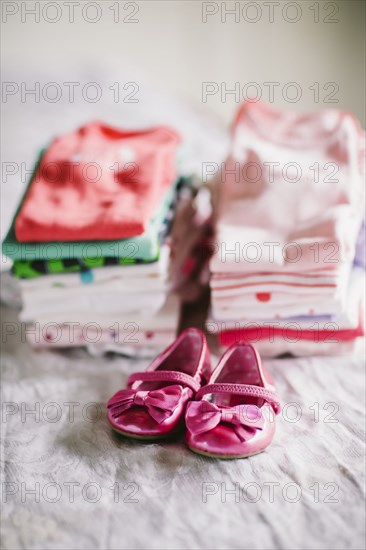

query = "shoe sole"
[112,427,266,457]
[188,446,265,459]
[111,426,179,441]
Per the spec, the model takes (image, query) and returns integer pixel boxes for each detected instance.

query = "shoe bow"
[107,385,183,424]
[186,401,264,442]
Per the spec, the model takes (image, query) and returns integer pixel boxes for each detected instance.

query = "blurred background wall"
[2,0,365,125]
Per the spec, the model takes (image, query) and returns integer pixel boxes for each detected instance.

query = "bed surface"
[2,298,365,550]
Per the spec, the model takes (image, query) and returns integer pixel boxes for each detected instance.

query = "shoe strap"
[127,370,201,393]
[196,384,281,414]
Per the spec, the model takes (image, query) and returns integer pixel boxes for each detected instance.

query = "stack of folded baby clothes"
[2,121,187,356]
[207,101,365,356]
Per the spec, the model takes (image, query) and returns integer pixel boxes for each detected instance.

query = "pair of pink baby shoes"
[106,328,281,459]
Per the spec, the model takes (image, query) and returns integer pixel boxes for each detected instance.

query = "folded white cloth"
[20,289,168,321]
[18,247,172,322]
[211,268,339,293]
[210,102,365,275]
[25,295,180,353]
[212,297,344,321]
[211,263,351,321]
[209,267,365,330]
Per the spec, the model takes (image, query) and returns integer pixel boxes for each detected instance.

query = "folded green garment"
[2,150,177,264]
[11,253,160,279]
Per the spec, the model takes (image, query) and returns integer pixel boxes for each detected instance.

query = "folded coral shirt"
[14,121,181,242]
[3,170,177,262]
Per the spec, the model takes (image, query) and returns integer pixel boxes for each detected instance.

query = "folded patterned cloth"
[211,265,350,321]
[10,255,159,279]
[209,267,365,348]
[14,121,181,242]
[354,221,366,270]
[169,183,214,302]
[25,295,181,358]
[17,244,170,290]
[211,268,345,298]
[212,297,345,321]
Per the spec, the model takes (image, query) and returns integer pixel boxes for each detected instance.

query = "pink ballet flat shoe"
[185,342,281,459]
[106,328,210,440]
